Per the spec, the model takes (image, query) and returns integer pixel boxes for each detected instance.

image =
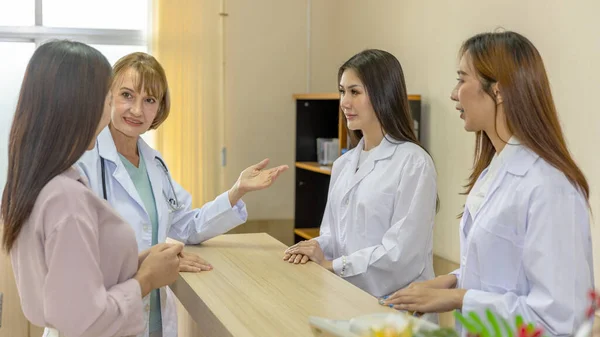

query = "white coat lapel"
[471,169,506,223]
[342,137,397,200]
[138,138,168,238]
[462,207,478,246]
[471,145,537,223]
[97,127,146,212]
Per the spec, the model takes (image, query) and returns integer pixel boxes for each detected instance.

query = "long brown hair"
[338,49,421,148]
[1,40,112,252]
[339,49,439,211]
[461,31,589,202]
[112,52,170,130]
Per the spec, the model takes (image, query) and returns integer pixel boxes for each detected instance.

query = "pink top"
[11,167,145,337]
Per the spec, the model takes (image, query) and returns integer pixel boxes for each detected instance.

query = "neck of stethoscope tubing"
[100,156,178,206]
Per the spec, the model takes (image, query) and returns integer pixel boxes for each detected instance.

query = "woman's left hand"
[229,158,289,205]
[179,252,213,272]
[382,288,467,313]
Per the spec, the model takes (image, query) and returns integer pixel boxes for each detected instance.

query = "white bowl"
[349,313,411,335]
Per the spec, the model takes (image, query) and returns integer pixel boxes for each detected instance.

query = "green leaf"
[454,311,478,333]
[469,312,491,337]
[485,309,502,337]
[500,317,514,337]
[515,315,524,328]
[435,328,460,337]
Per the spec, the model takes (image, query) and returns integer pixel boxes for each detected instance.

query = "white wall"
[308,0,600,283]
[223,0,308,220]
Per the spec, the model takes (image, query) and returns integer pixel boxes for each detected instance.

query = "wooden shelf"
[295,162,332,175]
[294,228,320,240]
[293,93,421,101]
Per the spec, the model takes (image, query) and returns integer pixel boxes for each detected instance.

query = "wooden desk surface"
[171,233,396,337]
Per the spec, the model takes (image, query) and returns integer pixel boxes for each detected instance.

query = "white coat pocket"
[476,223,524,292]
[365,192,395,240]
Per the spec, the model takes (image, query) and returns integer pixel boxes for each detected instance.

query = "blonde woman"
[76,52,288,337]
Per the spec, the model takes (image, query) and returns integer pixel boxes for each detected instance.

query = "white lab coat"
[453,144,593,337]
[315,137,437,298]
[76,127,248,337]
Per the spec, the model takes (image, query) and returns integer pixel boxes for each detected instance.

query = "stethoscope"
[100,156,183,212]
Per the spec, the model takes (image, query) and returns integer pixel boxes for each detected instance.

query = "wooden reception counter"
[170,233,396,337]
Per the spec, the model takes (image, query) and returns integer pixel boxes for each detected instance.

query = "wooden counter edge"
[170,275,234,337]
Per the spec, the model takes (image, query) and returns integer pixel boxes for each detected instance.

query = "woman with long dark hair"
[2,40,182,337]
[285,49,438,300]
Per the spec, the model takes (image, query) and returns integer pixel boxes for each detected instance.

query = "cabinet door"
[294,169,331,230]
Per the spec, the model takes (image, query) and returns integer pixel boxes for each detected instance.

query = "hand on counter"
[179,252,213,272]
[146,240,212,273]
[381,287,466,313]
[283,251,309,264]
[284,240,333,271]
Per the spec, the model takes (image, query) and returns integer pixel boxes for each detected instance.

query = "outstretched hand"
[228,158,289,205]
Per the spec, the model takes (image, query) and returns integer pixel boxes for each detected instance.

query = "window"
[90,44,149,66]
[0,42,35,190]
[43,0,148,30]
[0,0,35,26]
[0,0,150,190]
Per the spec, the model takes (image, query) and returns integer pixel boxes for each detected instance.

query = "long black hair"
[2,40,112,252]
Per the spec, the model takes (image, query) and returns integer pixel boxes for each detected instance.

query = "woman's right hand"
[412,274,458,289]
[396,274,458,293]
[379,275,458,314]
[135,243,183,297]
[137,242,177,267]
